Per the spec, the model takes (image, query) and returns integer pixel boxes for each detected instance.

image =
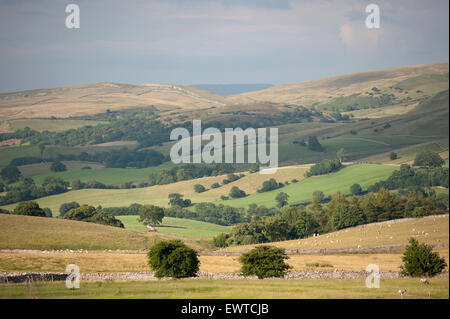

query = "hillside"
[0,82,228,119]
[226,63,449,112]
[221,214,449,252]
[0,214,211,251]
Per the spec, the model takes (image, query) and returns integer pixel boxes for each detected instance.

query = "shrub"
[229,186,246,198]
[168,193,191,208]
[213,233,230,247]
[350,183,363,195]
[258,178,283,193]
[239,246,291,279]
[147,240,200,278]
[211,182,220,189]
[400,238,447,277]
[50,161,67,172]
[193,184,206,193]
[42,208,53,218]
[390,152,398,160]
[13,201,46,217]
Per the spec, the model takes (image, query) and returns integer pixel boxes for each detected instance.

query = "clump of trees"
[400,238,447,277]
[12,201,48,217]
[257,178,283,193]
[307,136,323,152]
[50,161,67,172]
[275,192,289,207]
[307,158,342,177]
[239,246,291,279]
[59,201,80,217]
[229,186,246,198]
[367,164,449,192]
[147,240,199,278]
[413,150,445,167]
[0,177,69,205]
[193,184,206,193]
[148,164,237,186]
[63,205,124,228]
[168,193,192,208]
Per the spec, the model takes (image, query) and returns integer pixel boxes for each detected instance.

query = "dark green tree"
[239,246,291,279]
[400,238,447,276]
[413,151,444,167]
[59,201,80,217]
[50,161,67,172]
[350,183,363,195]
[147,240,200,278]
[1,165,21,183]
[13,201,46,217]
[229,186,246,198]
[193,184,206,193]
[275,192,289,207]
[138,204,164,225]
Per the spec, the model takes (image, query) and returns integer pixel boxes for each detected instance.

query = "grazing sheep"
[420,278,429,285]
[398,289,407,299]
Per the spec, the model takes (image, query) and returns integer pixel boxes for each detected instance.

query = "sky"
[0,0,448,92]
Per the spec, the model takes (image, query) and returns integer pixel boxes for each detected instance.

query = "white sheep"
[398,289,407,298]
[420,278,429,285]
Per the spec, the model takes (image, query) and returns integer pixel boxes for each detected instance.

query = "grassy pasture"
[117,216,231,238]
[217,164,398,208]
[19,161,105,177]
[0,165,310,213]
[6,119,106,132]
[1,278,448,299]
[0,214,212,251]
[222,214,449,252]
[30,164,174,185]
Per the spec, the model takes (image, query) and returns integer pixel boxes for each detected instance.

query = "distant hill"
[0,82,228,119]
[226,63,449,109]
[189,84,274,96]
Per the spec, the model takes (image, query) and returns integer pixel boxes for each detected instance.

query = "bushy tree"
[138,204,164,225]
[229,186,246,198]
[193,184,206,193]
[50,161,67,172]
[211,182,220,189]
[1,165,21,183]
[390,152,398,160]
[168,193,191,207]
[147,240,200,278]
[258,178,283,193]
[239,246,291,279]
[13,201,46,217]
[307,135,323,152]
[350,183,363,195]
[414,151,444,167]
[42,208,53,218]
[213,233,230,247]
[275,192,289,207]
[59,201,80,217]
[400,238,447,276]
[63,205,124,228]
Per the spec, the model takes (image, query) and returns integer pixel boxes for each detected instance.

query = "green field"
[6,119,106,132]
[117,216,231,238]
[30,164,174,185]
[1,163,399,213]
[0,214,212,251]
[217,164,399,208]
[1,278,448,299]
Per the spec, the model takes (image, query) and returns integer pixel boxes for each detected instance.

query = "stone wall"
[1,270,448,283]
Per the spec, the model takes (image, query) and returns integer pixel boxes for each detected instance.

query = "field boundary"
[2,270,449,283]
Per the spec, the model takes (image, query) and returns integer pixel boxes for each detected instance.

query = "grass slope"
[218,164,398,208]
[0,214,211,251]
[117,216,231,238]
[1,278,448,299]
[222,214,449,252]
